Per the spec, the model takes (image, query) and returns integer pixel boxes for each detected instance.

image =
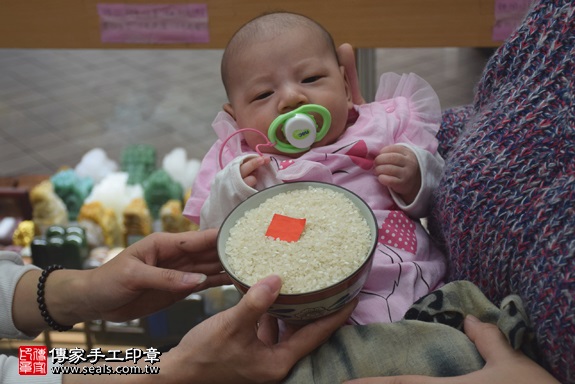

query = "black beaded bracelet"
[37,265,73,332]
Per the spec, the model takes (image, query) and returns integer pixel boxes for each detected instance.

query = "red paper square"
[265,214,306,242]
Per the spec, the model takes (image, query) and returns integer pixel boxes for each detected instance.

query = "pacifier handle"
[217,104,332,168]
[268,104,331,154]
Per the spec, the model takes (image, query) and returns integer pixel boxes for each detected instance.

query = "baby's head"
[221,12,353,156]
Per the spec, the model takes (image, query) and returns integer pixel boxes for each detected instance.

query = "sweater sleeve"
[0,355,62,384]
[0,251,63,384]
[0,251,41,340]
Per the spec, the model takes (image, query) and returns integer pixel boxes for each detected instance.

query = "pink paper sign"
[492,0,534,41]
[98,3,209,44]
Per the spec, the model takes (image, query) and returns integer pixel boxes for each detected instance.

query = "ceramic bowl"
[217,181,377,323]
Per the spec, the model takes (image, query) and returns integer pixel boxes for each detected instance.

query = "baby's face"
[224,27,353,156]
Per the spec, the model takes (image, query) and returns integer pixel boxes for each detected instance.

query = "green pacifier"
[268,104,331,154]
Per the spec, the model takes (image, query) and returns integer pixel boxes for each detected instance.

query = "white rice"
[225,186,373,294]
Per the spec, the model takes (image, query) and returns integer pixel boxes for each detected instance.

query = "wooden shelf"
[0,0,499,49]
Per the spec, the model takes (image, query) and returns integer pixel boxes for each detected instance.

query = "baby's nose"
[279,87,308,113]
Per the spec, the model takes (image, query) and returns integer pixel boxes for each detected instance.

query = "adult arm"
[337,42,559,384]
[58,275,355,384]
[12,229,228,335]
[344,316,559,384]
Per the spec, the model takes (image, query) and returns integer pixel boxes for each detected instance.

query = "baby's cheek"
[243,131,268,148]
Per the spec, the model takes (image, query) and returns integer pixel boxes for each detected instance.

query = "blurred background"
[0,47,493,177]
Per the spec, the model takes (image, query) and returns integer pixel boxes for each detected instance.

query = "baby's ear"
[337,43,366,105]
[223,103,235,119]
[340,66,354,110]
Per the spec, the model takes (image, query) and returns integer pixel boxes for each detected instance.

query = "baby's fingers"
[240,156,269,179]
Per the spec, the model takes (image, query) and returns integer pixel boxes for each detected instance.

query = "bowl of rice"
[217,181,377,323]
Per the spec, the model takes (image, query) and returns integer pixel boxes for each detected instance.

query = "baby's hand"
[240,156,270,188]
[374,145,421,204]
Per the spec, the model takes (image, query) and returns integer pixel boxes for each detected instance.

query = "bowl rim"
[217,181,378,297]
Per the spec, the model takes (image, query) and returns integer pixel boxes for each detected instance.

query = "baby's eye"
[253,91,273,101]
[302,75,322,83]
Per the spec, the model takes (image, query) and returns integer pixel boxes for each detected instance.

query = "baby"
[184,12,446,324]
